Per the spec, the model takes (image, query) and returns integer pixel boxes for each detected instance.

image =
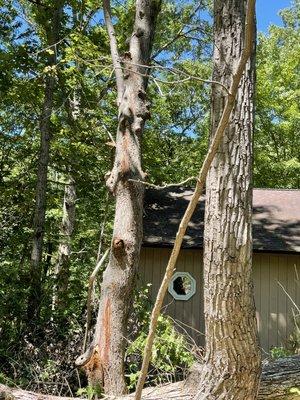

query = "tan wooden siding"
[139,248,300,354]
[139,247,205,346]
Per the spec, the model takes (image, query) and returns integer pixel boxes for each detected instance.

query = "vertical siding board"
[286,254,297,343]
[180,250,188,340]
[151,247,155,297]
[191,250,198,344]
[196,249,205,346]
[268,254,279,349]
[277,254,288,347]
[139,247,147,287]
[143,247,153,296]
[154,247,162,299]
[260,253,270,353]
[163,248,176,322]
[190,250,196,344]
[175,249,186,336]
[186,249,196,343]
[253,254,261,336]
[138,247,144,283]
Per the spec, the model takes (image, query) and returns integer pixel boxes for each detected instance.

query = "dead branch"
[128,176,199,189]
[118,64,230,94]
[103,0,124,105]
[82,248,110,352]
[134,1,256,399]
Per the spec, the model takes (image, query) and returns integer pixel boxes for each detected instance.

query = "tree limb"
[128,176,199,189]
[103,0,124,105]
[82,248,110,352]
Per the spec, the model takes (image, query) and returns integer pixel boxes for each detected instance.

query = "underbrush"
[0,284,197,397]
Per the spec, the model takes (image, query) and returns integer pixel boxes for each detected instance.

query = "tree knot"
[112,237,126,261]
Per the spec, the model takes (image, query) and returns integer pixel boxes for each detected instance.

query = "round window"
[168,272,196,301]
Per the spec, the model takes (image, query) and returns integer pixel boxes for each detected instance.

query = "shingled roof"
[143,188,300,253]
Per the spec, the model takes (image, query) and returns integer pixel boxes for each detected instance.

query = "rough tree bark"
[75,0,161,396]
[27,2,62,322]
[134,1,256,398]
[194,0,261,398]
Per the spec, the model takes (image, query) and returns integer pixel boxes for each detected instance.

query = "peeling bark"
[194,1,261,399]
[78,0,161,396]
[27,2,62,322]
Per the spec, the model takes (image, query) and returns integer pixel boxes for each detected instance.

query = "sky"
[256,0,292,32]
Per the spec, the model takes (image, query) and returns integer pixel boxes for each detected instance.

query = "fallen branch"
[0,384,76,400]
[258,355,300,399]
[134,0,256,399]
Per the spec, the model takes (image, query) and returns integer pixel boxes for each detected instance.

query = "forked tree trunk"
[27,3,62,322]
[52,177,76,313]
[76,0,161,396]
[194,1,261,399]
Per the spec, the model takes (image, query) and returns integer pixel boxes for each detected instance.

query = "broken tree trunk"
[1,355,300,400]
[76,0,161,396]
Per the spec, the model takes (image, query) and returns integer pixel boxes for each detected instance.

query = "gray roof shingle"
[143,188,300,253]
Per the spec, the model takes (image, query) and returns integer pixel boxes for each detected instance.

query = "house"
[139,188,300,354]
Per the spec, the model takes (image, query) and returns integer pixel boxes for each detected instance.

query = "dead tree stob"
[75,0,161,395]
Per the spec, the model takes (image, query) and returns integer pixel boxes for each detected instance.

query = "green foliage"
[254,0,300,189]
[76,385,102,399]
[0,0,209,395]
[0,0,299,397]
[270,346,293,360]
[126,285,195,390]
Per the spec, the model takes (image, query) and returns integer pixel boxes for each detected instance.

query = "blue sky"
[256,0,292,32]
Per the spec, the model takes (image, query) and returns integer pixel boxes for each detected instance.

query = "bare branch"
[128,176,199,189]
[277,281,300,314]
[102,123,116,146]
[118,63,230,94]
[103,0,124,105]
[152,77,164,96]
[82,248,110,352]
[152,3,206,59]
[134,1,256,399]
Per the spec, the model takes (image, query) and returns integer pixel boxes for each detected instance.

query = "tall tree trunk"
[27,3,62,322]
[52,177,76,313]
[52,86,80,315]
[194,1,261,398]
[76,0,161,396]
